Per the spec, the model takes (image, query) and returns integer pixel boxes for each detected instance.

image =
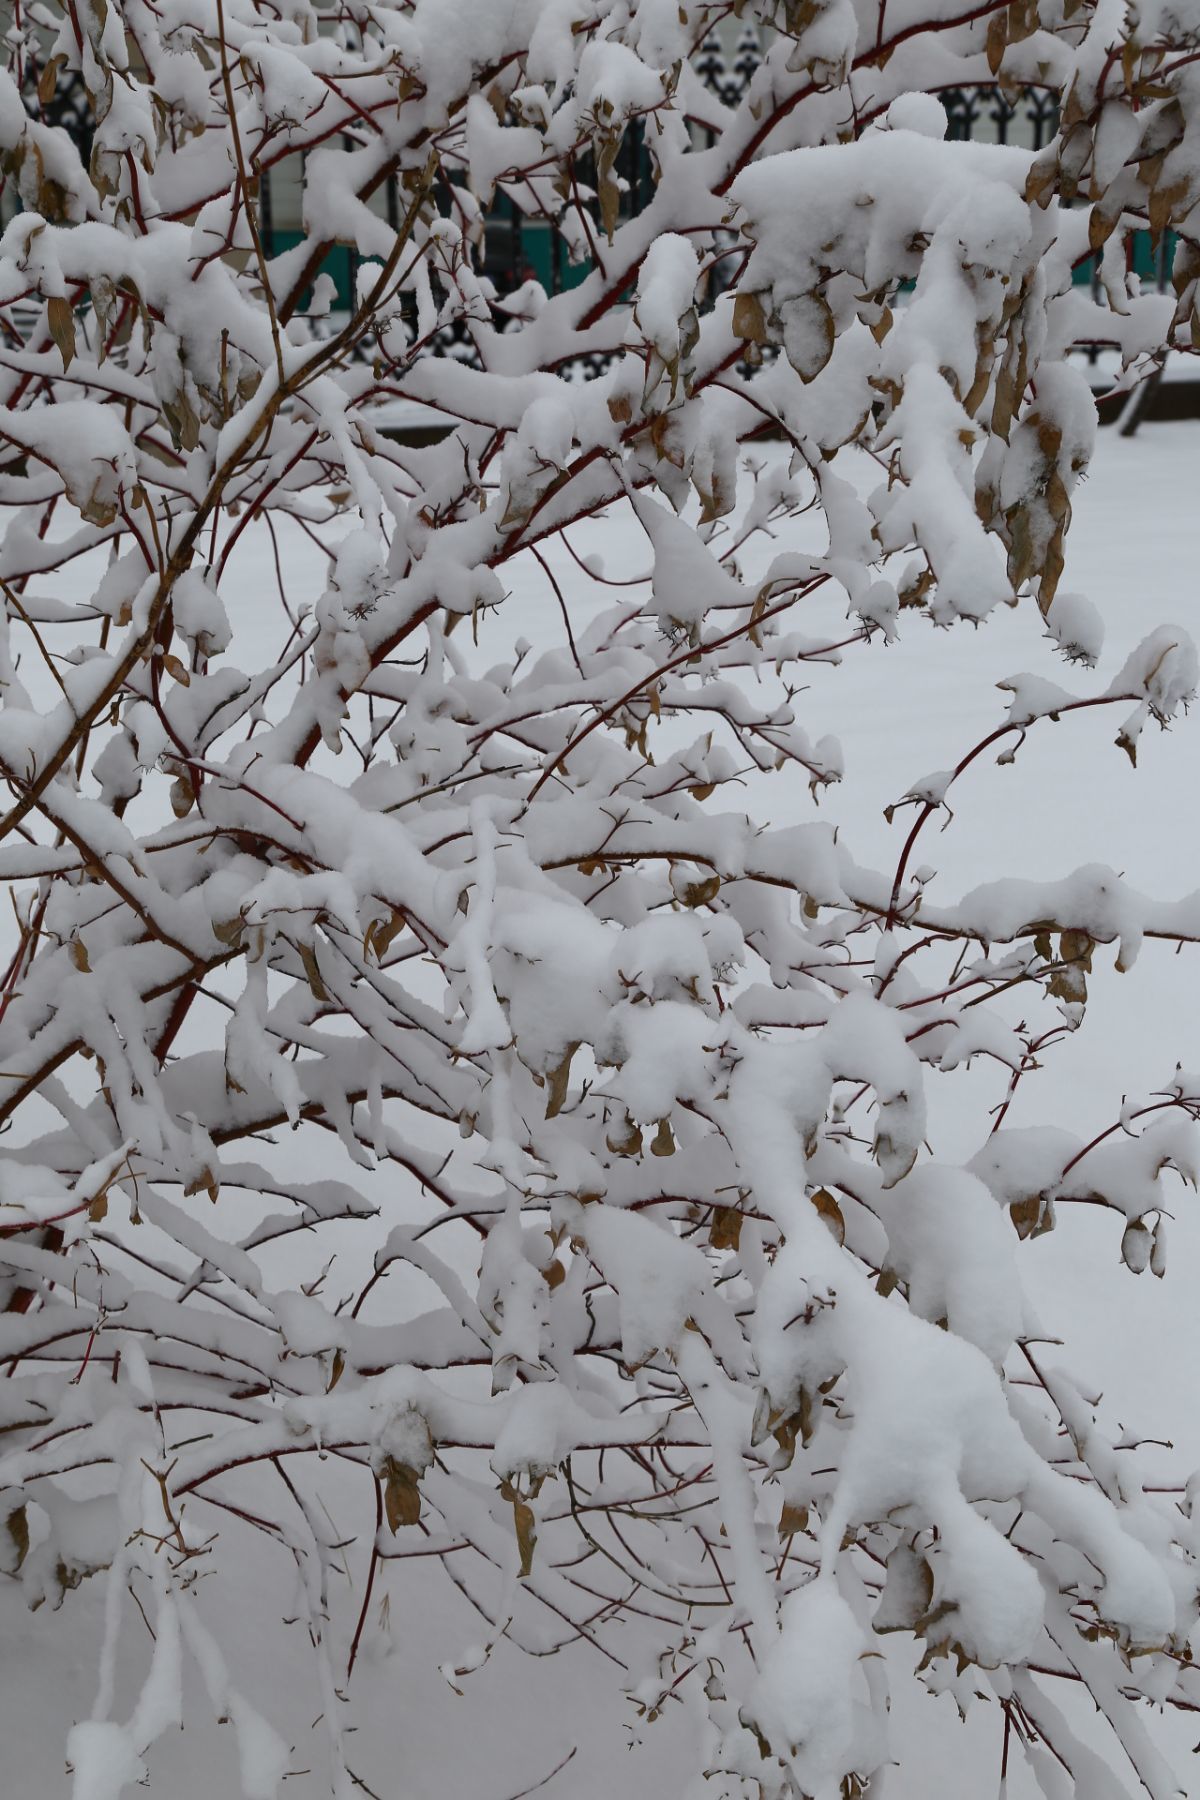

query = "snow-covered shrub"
[0,2,1198,1796]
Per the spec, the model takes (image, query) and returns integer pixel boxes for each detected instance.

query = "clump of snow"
[66,1722,147,1800]
[882,1163,1023,1362]
[885,92,949,138]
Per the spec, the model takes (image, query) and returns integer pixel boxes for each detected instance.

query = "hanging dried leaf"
[169,775,194,819]
[47,295,76,370]
[1048,929,1093,1003]
[544,1041,580,1119]
[1120,1218,1152,1274]
[780,291,835,382]
[677,874,720,908]
[37,55,65,105]
[500,1478,537,1576]
[709,1205,743,1251]
[1010,1194,1055,1240]
[299,942,330,1003]
[382,1456,423,1530]
[808,1187,845,1245]
[778,1502,809,1539]
[606,1114,643,1157]
[5,1504,29,1571]
[732,291,767,344]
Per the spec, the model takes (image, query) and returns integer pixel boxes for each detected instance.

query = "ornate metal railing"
[940,84,1060,148]
[3,43,1146,397]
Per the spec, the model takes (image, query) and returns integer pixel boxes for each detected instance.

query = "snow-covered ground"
[3,418,1200,1799]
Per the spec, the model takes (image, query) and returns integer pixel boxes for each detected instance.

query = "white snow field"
[2,414,1199,1800]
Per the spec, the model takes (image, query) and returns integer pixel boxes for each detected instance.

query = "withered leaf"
[500,1478,536,1577]
[778,1502,809,1539]
[809,1187,845,1246]
[47,295,76,370]
[6,1504,29,1571]
[709,1205,743,1251]
[544,1041,580,1119]
[1010,1194,1054,1240]
[37,55,65,106]
[299,942,330,1004]
[606,1114,643,1157]
[986,10,1007,74]
[383,1456,422,1530]
[678,873,720,908]
[169,775,194,819]
[650,1117,676,1157]
[1121,1218,1152,1274]
[732,291,767,345]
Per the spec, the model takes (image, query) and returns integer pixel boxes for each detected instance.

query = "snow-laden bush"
[1,2,1199,1797]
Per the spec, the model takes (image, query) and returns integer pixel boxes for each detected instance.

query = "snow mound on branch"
[881,1163,1023,1362]
[576,1203,709,1369]
[745,1579,881,1785]
[885,92,949,138]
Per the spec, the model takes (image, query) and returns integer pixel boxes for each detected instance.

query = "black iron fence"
[4,39,1168,402]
